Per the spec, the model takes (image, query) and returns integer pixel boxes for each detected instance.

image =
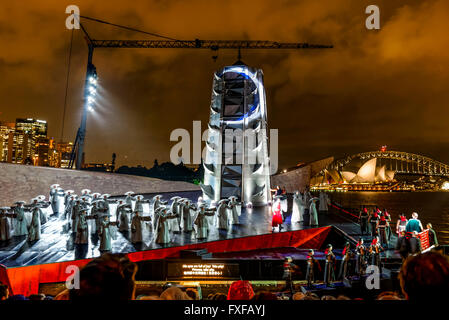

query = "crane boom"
[90,39,333,49]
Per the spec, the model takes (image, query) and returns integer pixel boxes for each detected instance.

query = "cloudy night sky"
[1,0,448,170]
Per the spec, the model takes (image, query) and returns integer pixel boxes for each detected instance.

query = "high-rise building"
[0,121,15,162]
[12,118,48,164]
[50,141,73,168]
[35,136,50,166]
[201,63,271,206]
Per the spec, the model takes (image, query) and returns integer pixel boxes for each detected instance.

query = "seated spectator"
[211,292,227,301]
[399,252,449,301]
[227,280,255,300]
[337,295,351,300]
[69,253,137,301]
[426,223,438,247]
[321,295,336,300]
[409,231,422,255]
[185,288,199,300]
[292,292,305,300]
[377,291,402,300]
[405,212,423,233]
[28,293,45,301]
[160,286,191,300]
[0,283,9,301]
[252,291,278,300]
[301,292,320,300]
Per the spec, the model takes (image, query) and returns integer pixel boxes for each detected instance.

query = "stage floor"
[0,191,399,267]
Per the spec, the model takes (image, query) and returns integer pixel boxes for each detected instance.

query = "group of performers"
[358,206,393,248]
[0,185,245,256]
[271,188,330,231]
[282,238,384,292]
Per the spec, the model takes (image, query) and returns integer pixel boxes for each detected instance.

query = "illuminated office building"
[0,121,15,162]
[12,118,47,164]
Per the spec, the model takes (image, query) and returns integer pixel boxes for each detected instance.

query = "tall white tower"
[200,63,271,206]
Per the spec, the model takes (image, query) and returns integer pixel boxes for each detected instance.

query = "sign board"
[167,262,240,280]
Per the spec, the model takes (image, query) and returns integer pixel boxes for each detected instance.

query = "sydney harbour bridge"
[328,150,449,177]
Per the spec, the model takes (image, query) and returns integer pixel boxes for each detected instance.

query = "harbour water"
[328,191,449,245]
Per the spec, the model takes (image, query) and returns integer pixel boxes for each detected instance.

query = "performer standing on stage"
[228,196,241,225]
[130,210,151,244]
[193,204,215,240]
[339,242,353,280]
[384,209,392,242]
[291,191,304,224]
[368,208,379,237]
[319,192,329,213]
[355,238,366,276]
[324,244,336,286]
[359,207,369,235]
[124,191,136,210]
[282,257,299,297]
[306,249,320,288]
[377,214,388,248]
[99,215,117,253]
[12,201,28,236]
[116,200,131,233]
[155,207,177,244]
[75,208,90,259]
[169,196,181,233]
[0,207,13,242]
[28,198,43,242]
[369,237,383,274]
[216,199,230,231]
[271,196,283,232]
[181,199,196,232]
[309,197,319,226]
[396,213,408,235]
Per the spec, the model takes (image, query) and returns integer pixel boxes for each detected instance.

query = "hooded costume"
[216,200,229,230]
[291,191,304,224]
[169,197,181,233]
[309,198,319,226]
[194,205,215,239]
[0,208,12,241]
[13,202,28,236]
[182,200,195,232]
[228,196,241,225]
[324,245,336,286]
[130,211,151,243]
[155,208,177,244]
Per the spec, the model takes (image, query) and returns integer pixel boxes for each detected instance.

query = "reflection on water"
[328,191,449,244]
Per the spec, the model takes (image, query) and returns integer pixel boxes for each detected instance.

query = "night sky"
[1,0,448,170]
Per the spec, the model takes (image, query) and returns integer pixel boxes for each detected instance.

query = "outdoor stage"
[0,190,402,296]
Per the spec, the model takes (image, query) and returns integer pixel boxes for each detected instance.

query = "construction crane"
[68,16,333,169]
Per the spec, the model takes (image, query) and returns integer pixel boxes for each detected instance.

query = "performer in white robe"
[181,199,195,232]
[291,191,304,224]
[117,201,132,232]
[216,199,230,230]
[319,192,329,212]
[228,196,241,225]
[130,211,151,244]
[169,196,181,233]
[28,199,42,242]
[49,184,60,215]
[155,207,177,244]
[0,207,13,241]
[152,195,167,230]
[35,196,50,225]
[63,191,75,220]
[194,204,215,239]
[99,215,117,252]
[13,201,28,236]
[124,191,136,211]
[309,197,319,226]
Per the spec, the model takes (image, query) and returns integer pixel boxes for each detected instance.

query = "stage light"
[88,106,94,112]
[88,86,96,95]
[89,76,97,85]
[87,96,95,104]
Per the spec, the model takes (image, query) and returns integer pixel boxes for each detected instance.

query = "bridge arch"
[328,151,449,176]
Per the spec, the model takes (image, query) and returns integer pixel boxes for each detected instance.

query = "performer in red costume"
[271,196,283,232]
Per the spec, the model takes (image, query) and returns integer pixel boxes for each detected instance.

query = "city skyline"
[1,0,448,169]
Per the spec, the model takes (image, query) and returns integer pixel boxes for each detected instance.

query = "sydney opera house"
[311,158,396,187]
